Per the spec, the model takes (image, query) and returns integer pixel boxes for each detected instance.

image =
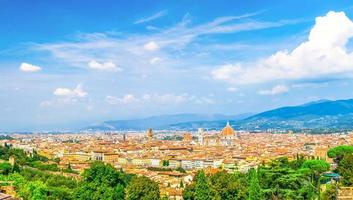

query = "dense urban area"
[0,123,352,199]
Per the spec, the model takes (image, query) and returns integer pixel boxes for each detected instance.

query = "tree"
[125,176,160,200]
[194,171,211,200]
[301,159,330,198]
[321,183,337,200]
[183,182,195,200]
[21,180,48,200]
[74,161,131,200]
[0,162,13,175]
[248,168,261,200]
[180,180,184,188]
[301,160,330,184]
[327,145,353,162]
[208,171,239,200]
[162,160,169,167]
[337,154,353,186]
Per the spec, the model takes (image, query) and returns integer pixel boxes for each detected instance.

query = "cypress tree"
[248,168,261,200]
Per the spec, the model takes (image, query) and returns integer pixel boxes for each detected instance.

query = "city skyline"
[2,1,353,131]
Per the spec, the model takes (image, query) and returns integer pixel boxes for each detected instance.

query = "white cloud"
[153,93,187,104]
[105,94,138,105]
[134,10,167,25]
[88,60,120,71]
[211,64,241,83]
[143,41,160,51]
[105,93,214,105]
[19,62,42,72]
[54,85,87,98]
[40,85,88,107]
[259,85,289,95]
[227,87,238,92]
[212,11,353,85]
[149,57,162,64]
[36,12,296,76]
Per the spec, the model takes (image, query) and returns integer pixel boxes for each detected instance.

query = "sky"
[2,0,353,131]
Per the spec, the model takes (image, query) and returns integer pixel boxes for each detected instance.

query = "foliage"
[257,157,320,200]
[162,160,169,167]
[125,176,161,200]
[0,162,13,175]
[28,161,60,171]
[327,145,353,161]
[74,162,132,200]
[183,170,248,200]
[337,153,353,186]
[248,168,261,200]
[321,183,337,200]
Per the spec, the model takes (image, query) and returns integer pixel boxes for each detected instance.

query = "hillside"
[84,99,353,132]
[84,113,250,131]
[238,99,353,132]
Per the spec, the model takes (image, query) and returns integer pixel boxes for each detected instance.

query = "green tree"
[321,183,337,200]
[180,180,184,188]
[208,171,239,200]
[162,160,169,167]
[327,145,353,162]
[337,154,353,186]
[21,180,48,200]
[194,171,211,200]
[125,176,160,200]
[301,159,330,187]
[248,168,261,200]
[74,161,131,200]
[0,162,13,175]
[299,159,329,199]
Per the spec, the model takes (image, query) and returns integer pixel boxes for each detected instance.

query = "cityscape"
[2,0,353,200]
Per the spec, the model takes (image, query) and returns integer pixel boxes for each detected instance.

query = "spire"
[226,121,230,127]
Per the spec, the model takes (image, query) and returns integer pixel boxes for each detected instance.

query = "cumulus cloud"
[211,64,241,83]
[212,11,353,85]
[143,41,160,51]
[88,60,120,71]
[258,85,289,95]
[40,85,88,107]
[19,62,42,72]
[54,85,87,98]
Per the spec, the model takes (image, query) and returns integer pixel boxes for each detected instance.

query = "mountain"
[84,113,251,131]
[84,99,353,132]
[238,99,353,132]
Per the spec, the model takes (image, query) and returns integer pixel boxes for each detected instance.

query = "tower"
[123,134,126,142]
[147,128,153,142]
[197,128,204,146]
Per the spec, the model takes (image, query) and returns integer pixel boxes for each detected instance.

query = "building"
[220,121,240,146]
[183,133,192,143]
[147,128,153,142]
[197,128,204,146]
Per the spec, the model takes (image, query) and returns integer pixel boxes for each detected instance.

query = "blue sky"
[2,0,353,131]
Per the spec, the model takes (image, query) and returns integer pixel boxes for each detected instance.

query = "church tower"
[147,128,153,142]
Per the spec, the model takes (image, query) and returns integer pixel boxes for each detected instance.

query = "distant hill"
[238,99,353,132]
[84,99,353,132]
[84,113,251,131]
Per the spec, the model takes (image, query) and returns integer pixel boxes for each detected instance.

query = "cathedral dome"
[221,121,235,137]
